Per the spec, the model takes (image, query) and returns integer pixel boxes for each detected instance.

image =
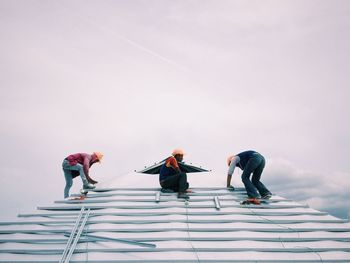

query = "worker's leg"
[62,160,74,198]
[62,160,89,186]
[160,174,181,192]
[251,155,271,197]
[241,155,260,198]
[177,172,189,193]
[75,164,90,186]
[161,173,189,193]
[63,169,73,198]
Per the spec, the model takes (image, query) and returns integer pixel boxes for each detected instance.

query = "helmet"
[94,152,104,162]
[172,148,185,156]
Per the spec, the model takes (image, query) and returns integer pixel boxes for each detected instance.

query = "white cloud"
[265,159,350,219]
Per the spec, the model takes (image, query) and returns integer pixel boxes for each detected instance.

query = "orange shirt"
[165,156,179,169]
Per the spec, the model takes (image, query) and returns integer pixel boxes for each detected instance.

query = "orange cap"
[227,155,234,166]
[172,148,185,156]
[94,152,104,162]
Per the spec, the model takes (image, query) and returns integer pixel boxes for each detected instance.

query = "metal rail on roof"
[79,233,155,248]
[56,260,350,263]
[2,260,350,263]
[37,203,309,211]
[4,260,349,263]
[2,236,350,244]
[2,227,350,234]
[2,218,348,226]
[18,210,329,218]
[55,197,292,204]
[2,247,350,254]
[70,192,249,198]
[155,191,161,202]
[91,187,247,192]
[0,236,156,247]
[214,196,221,210]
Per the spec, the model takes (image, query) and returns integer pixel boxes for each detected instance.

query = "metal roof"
[137,160,209,174]
[1,172,350,262]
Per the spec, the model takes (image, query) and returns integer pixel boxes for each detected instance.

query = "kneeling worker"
[62,152,103,198]
[159,149,190,199]
[227,150,272,204]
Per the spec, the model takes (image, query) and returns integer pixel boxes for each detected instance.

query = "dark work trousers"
[160,172,189,193]
[241,153,271,198]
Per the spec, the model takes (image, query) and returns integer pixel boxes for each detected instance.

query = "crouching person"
[227,150,272,204]
[62,152,103,198]
[159,149,190,199]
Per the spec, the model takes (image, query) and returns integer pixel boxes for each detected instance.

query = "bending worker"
[159,149,190,199]
[227,150,272,202]
[62,152,103,198]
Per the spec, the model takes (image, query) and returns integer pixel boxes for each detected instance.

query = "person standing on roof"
[159,149,190,199]
[227,150,272,203]
[62,152,104,198]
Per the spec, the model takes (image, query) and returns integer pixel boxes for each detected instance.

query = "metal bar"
[37,203,309,211]
[80,233,155,248]
[214,196,221,210]
[59,207,85,263]
[1,260,348,263]
[73,192,250,198]
[2,218,348,226]
[64,209,90,263]
[2,227,350,234]
[91,187,247,192]
[2,247,350,254]
[2,236,350,244]
[68,260,350,263]
[55,197,292,204]
[69,192,248,198]
[155,191,160,203]
[18,210,329,218]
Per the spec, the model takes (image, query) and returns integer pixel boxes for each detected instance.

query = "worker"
[62,152,103,198]
[227,150,272,203]
[159,149,190,199]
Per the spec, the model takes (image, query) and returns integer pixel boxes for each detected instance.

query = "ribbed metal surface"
[1,187,350,262]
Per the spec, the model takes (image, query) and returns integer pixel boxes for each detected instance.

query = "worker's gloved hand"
[227,185,235,191]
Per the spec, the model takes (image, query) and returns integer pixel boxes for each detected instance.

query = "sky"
[0,0,350,219]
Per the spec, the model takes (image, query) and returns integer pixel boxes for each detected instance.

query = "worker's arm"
[83,155,97,183]
[168,157,181,173]
[226,156,240,187]
[226,174,233,188]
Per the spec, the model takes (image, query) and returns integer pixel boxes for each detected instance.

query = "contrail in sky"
[58,2,191,73]
[108,30,191,73]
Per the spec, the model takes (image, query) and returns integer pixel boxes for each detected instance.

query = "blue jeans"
[62,159,89,198]
[241,153,271,198]
[160,172,189,193]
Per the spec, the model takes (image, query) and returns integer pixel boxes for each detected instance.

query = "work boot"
[83,183,95,190]
[261,193,272,199]
[178,192,190,200]
[227,185,235,191]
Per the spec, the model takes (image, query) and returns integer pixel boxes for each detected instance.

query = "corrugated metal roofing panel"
[1,179,350,262]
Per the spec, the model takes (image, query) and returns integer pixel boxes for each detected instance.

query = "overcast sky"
[1,0,350,219]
